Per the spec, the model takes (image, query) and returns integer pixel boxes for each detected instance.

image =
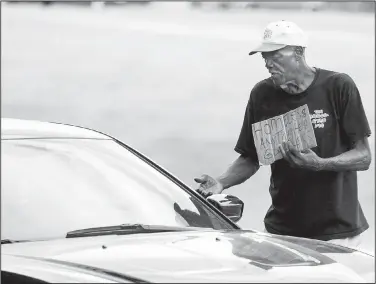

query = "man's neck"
[280,65,316,94]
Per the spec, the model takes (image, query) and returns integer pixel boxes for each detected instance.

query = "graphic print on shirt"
[310,109,330,129]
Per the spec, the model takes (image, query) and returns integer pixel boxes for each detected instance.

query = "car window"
[1,138,233,241]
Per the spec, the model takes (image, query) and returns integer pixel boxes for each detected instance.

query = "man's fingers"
[194,175,221,196]
[279,144,287,158]
[194,175,208,184]
[198,188,208,194]
[288,147,300,158]
[286,152,297,165]
[279,143,292,160]
[302,149,312,154]
[202,191,213,198]
[284,143,303,167]
[282,141,290,153]
[196,188,205,195]
[286,141,297,153]
[285,141,303,158]
[194,178,204,183]
[287,151,298,162]
[279,143,296,165]
[196,188,212,198]
[279,144,291,164]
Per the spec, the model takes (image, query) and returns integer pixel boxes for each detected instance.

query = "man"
[195,20,372,247]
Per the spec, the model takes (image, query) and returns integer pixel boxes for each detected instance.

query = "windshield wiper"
[66,224,199,238]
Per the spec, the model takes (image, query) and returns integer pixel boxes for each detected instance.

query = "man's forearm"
[318,147,371,172]
[217,155,260,190]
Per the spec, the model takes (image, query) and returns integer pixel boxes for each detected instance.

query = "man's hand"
[194,174,224,197]
[279,141,322,171]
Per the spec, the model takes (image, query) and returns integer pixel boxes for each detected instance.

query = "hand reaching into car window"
[194,174,224,197]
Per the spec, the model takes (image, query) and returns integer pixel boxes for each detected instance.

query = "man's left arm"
[279,137,371,172]
[316,137,371,171]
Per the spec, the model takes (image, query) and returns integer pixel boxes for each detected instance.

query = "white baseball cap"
[249,20,308,55]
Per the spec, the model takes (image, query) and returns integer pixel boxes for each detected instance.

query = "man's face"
[261,46,298,86]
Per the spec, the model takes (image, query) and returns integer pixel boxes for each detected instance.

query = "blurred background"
[2,1,375,251]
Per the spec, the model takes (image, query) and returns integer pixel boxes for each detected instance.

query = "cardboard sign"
[251,104,317,165]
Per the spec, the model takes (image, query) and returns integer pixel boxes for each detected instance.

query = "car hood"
[2,230,374,283]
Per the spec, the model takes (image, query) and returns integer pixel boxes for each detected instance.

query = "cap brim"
[249,43,287,55]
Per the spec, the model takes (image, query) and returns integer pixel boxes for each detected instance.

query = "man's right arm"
[217,155,260,190]
[195,155,259,196]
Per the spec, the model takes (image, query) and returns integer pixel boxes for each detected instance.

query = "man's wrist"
[216,176,227,191]
[316,157,330,171]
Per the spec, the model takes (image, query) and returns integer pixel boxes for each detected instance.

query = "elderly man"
[195,20,372,248]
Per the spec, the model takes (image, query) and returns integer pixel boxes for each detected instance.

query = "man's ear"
[294,46,304,61]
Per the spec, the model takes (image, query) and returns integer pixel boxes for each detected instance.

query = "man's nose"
[264,58,273,69]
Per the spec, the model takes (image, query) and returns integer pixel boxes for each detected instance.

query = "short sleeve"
[338,74,371,145]
[234,96,259,163]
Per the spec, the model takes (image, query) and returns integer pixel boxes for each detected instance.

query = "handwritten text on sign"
[252,104,317,165]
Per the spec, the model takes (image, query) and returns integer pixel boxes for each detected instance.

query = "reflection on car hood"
[2,230,374,283]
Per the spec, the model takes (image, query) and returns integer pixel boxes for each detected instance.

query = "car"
[1,117,374,283]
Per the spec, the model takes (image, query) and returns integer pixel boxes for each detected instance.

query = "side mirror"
[206,194,244,223]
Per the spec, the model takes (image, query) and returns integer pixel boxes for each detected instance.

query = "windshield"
[2,138,234,241]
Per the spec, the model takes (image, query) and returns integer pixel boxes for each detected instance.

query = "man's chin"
[271,76,282,86]
[271,75,288,87]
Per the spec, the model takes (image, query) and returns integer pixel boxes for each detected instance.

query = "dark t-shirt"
[235,68,371,240]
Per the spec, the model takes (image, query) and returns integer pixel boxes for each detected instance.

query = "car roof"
[1,118,110,140]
